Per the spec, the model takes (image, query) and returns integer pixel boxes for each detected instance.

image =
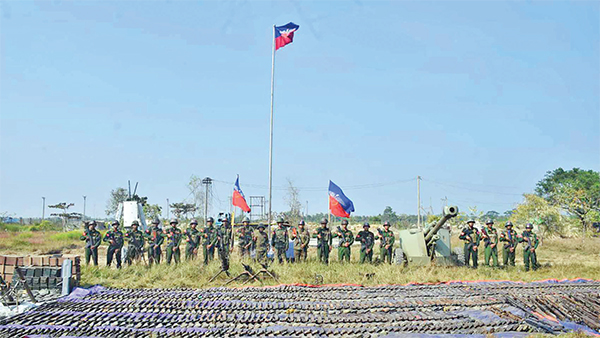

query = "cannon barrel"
[424,206,459,244]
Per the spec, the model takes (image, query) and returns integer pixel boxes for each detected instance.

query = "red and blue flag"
[275,22,299,50]
[328,181,355,218]
[232,176,251,213]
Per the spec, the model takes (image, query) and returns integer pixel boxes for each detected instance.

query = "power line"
[212,178,416,192]
[422,178,523,196]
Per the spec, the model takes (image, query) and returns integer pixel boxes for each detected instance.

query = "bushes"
[49,230,83,242]
[30,220,62,232]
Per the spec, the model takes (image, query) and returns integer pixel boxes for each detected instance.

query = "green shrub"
[0,223,26,232]
[49,230,83,242]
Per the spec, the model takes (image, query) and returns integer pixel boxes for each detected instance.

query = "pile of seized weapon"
[0,280,598,337]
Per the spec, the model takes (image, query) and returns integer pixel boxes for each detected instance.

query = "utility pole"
[166,198,170,220]
[42,197,45,221]
[82,196,87,223]
[417,176,421,228]
[202,177,212,223]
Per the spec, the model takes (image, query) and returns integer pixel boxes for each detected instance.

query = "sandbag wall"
[0,255,80,287]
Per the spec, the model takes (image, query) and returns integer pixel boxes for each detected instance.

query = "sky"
[1,1,598,219]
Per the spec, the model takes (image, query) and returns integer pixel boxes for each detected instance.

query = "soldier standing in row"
[103,220,124,269]
[81,221,101,266]
[202,217,218,265]
[519,223,539,271]
[459,220,480,268]
[124,221,145,265]
[376,222,395,264]
[499,221,518,267]
[184,219,201,261]
[315,218,333,264]
[237,217,254,258]
[335,220,354,263]
[356,223,374,264]
[271,218,289,264]
[481,220,499,267]
[165,219,182,265]
[292,220,310,263]
[254,224,269,263]
[216,217,233,271]
[145,218,164,266]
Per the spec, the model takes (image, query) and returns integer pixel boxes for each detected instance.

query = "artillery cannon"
[395,206,459,266]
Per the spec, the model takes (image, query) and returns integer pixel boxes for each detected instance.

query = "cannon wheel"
[452,247,465,266]
[394,248,407,267]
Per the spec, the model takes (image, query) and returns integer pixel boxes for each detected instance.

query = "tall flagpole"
[268,25,276,238]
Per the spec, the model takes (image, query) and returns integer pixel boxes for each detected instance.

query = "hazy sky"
[1,1,598,219]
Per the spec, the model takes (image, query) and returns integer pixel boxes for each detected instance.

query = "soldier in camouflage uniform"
[184,219,201,261]
[481,220,499,267]
[201,217,218,265]
[292,220,310,263]
[459,219,481,268]
[145,218,164,266]
[165,219,183,265]
[314,218,333,264]
[124,220,145,265]
[335,220,354,263]
[499,221,518,267]
[254,224,269,264]
[355,223,375,264]
[237,217,254,258]
[518,223,539,271]
[376,221,395,264]
[216,217,233,271]
[271,218,289,264]
[80,221,102,266]
[103,220,124,269]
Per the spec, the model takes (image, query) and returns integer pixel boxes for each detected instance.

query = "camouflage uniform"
[518,224,539,271]
[271,222,289,264]
[165,221,183,265]
[315,220,333,264]
[355,224,375,264]
[499,222,518,266]
[335,224,354,263]
[124,223,145,265]
[201,219,218,265]
[184,221,201,260]
[145,224,165,265]
[459,221,481,268]
[254,225,269,264]
[292,224,310,263]
[481,221,499,267]
[216,220,233,271]
[80,223,101,266]
[237,224,254,258]
[377,224,395,264]
[103,222,124,268]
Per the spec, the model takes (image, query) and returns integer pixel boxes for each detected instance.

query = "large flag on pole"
[233,175,251,212]
[328,181,355,218]
[275,22,300,50]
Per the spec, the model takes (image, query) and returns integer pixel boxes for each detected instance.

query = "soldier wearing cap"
[124,220,145,265]
[518,223,539,271]
[237,216,254,258]
[292,220,310,263]
[185,219,201,260]
[80,220,101,266]
[481,219,499,267]
[201,217,218,265]
[253,224,269,263]
[145,218,165,265]
[165,219,183,265]
[314,218,333,264]
[459,219,481,268]
[499,221,518,267]
[355,222,375,264]
[335,220,354,263]
[103,220,124,268]
[271,217,289,264]
[376,221,395,264]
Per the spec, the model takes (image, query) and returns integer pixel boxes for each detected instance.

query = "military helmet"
[526,223,534,229]
[131,220,139,226]
[363,222,370,228]
[383,221,391,227]
[242,216,250,223]
[467,219,475,224]
[298,220,305,226]
[170,218,178,225]
[257,223,266,230]
[88,220,96,226]
[341,220,349,225]
[486,219,494,225]
[505,221,513,228]
[320,218,328,224]
[276,217,284,224]
[190,219,198,225]
[112,220,119,226]
[152,218,160,225]
[207,217,214,223]
[222,217,230,223]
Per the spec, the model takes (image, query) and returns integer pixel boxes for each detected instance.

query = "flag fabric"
[328,181,355,218]
[232,176,251,213]
[275,22,299,50]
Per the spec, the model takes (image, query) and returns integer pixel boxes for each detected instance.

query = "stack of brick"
[0,255,80,285]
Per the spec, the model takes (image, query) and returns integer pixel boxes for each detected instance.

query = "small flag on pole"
[233,175,251,213]
[275,22,300,50]
[328,181,355,218]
